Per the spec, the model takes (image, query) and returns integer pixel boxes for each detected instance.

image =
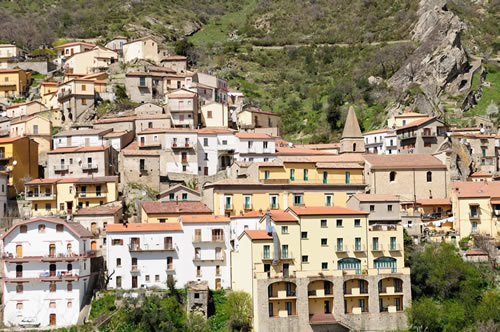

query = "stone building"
[395,116,448,154]
[340,107,365,154]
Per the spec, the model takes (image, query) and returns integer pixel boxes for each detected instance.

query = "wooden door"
[91,241,97,251]
[49,314,56,326]
[132,276,138,288]
[215,278,221,290]
[204,167,208,176]
[140,137,145,147]
[16,245,22,258]
[165,237,172,250]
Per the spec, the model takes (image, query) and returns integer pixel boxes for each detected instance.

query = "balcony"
[335,245,347,253]
[128,243,177,252]
[54,164,69,172]
[82,163,98,171]
[181,158,188,164]
[131,265,139,273]
[371,244,383,252]
[388,243,402,251]
[2,251,96,262]
[57,89,72,100]
[280,251,294,260]
[77,191,106,198]
[398,132,416,140]
[192,235,224,244]
[172,143,194,149]
[307,289,333,298]
[224,204,233,211]
[352,245,366,252]
[193,253,225,262]
[370,225,398,232]
[379,286,403,295]
[25,192,55,201]
[344,287,368,296]
[4,271,80,282]
[421,131,436,138]
[469,213,480,220]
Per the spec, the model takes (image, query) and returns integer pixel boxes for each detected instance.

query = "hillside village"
[0,23,497,332]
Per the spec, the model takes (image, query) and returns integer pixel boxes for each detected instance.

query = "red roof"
[396,116,436,130]
[74,205,122,216]
[244,230,273,240]
[289,206,369,216]
[268,210,297,222]
[141,201,212,215]
[25,178,58,185]
[470,172,492,177]
[106,223,183,232]
[179,215,230,223]
[48,146,109,154]
[416,199,451,206]
[55,41,95,49]
[235,132,272,139]
[0,136,25,144]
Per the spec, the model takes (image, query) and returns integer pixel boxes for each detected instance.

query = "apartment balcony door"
[132,276,138,288]
[16,264,22,278]
[131,238,140,250]
[16,245,22,258]
[140,137,145,147]
[215,278,221,290]
[91,241,97,251]
[67,201,73,215]
[165,237,172,250]
[49,244,56,257]
[49,314,56,326]
[283,263,289,278]
[49,264,56,277]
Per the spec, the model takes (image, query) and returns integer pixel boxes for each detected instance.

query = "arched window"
[389,171,396,182]
[426,171,432,182]
[338,258,361,273]
[353,143,357,151]
[374,257,397,272]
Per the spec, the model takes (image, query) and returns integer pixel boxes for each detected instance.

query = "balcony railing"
[77,191,105,198]
[25,192,55,200]
[82,163,98,171]
[129,243,176,252]
[421,131,436,138]
[54,164,69,171]
[469,213,480,219]
[2,251,96,262]
[335,245,347,252]
[371,244,383,251]
[370,225,398,231]
[5,271,79,282]
[353,244,365,252]
[193,253,225,262]
[192,235,224,243]
[388,243,402,251]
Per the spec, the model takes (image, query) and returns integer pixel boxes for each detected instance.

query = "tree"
[186,312,209,332]
[476,290,500,324]
[407,297,442,332]
[325,87,344,129]
[220,291,252,332]
[175,39,194,57]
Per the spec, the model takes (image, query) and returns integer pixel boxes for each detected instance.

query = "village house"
[347,194,401,224]
[388,111,429,129]
[40,82,60,113]
[52,128,113,149]
[122,37,159,63]
[140,201,212,223]
[57,78,96,124]
[396,116,448,154]
[54,41,95,66]
[135,114,171,133]
[237,108,281,136]
[0,172,7,218]
[47,146,118,179]
[0,116,10,136]
[73,205,122,256]
[104,36,128,52]
[119,142,161,191]
[6,101,45,118]
[188,72,228,104]
[0,44,25,69]
[64,46,118,74]
[102,130,135,152]
[160,55,188,73]
[231,207,410,332]
[363,128,397,154]
[93,114,136,132]
[1,217,95,328]
[167,89,198,128]
[10,115,52,158]
[450,181,500,241]
[363,154,448,201]
[449,133,497,174]
[134,103,164,116]
[163,129,198,174]
[0,136,38,198]
[158,184,201,202]
[24,176,119,217]
[125,71,167,104]
[201,102,229,128]
[234,132,276,162]
[0,69,30,99]
[197,128,236,176]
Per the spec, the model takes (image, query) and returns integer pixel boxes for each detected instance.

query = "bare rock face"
[388,0,469,114]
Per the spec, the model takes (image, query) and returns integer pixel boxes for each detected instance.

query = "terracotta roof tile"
[415,198,451,206]
[396,116,435,130]
[95,116,136,123]
[352,194,400,202]
[103,131,128,138]
[74,205,122,216]
[470,172,493,177]
[106,223,183,232]
[0,136,25,144]
[296,143,340,150]
[276,147,333,155]
[1,217,93,240]
[235,132,272,139]
[141,201,212,215]
[364,154,445,169]
[451,181,500,198]
[363,128,395,135]
[179,215,230,223]
[244,230,273,240]
[25,178,59,185]
[122,142,161,156]
[48,146,109,154]
[289,206,369,216]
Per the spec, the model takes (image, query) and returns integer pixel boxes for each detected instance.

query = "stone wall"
[7,60,56,75]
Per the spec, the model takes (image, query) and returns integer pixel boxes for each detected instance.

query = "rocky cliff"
[388,0,470,115]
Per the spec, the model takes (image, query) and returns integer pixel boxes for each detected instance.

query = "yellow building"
[232,206,410,331]
[140,201,213,223]
[207,155,366,216]
[450,181,500,241]
[24,176,119,217]
[0,69,30,97]
[0,136,38,198]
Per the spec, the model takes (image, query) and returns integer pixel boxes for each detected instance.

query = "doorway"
[49,314,56,326]
[132,276,138,288]
[16,245,22,258]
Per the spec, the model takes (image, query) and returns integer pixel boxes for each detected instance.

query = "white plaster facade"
[363,129,397,155]
[234,135,276,162]
[53,129,112,149]
[1,217,94,328]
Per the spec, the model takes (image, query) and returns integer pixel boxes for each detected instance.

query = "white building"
[53,128,113,149]
[106,215,231,291]
[197,128,236,176]
[54,42,95,66]
[229,211,263,251]
[234,132,276,162]
[122,37,159,63]
[1,217,95,328]
[0,171,8,217]
[363,128,397,155]
[163,129,199,174]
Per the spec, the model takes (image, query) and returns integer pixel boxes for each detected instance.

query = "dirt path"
[252,39,412,50]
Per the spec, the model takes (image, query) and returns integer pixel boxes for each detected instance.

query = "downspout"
[265,211,279,265]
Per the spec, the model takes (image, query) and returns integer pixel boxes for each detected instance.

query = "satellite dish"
[12,160,17,166]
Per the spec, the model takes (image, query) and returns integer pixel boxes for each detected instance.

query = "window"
[16,283,23,293]
[281,245,288,259]
[471,222,478,233]
[248,141,253,149]
[354,219,361,227]
[182,193,188,201]
[388,205,393,212]
[148,122,153,129]
[139,159,145,171]
[303,169,308,181]
[390,237,397,250]
[38,224,46,233]
[370,205,375,212]
[281,226,288,234]
[81,98,87,105]
[145,275,150,282]
[82,84,86,91]
[67,301,73,308]
[139,77,146,86]
[322,262,328,270]
[49,282,56,292]
[155,275,160,282]
[207,111,212,118]
[390,171,396,182]
[470,205,478,217]
[355,238,361,251]
[426,171,432,182]
[263,245,270,259]
[345,172,350,184]
[20,225,27,233]
[323,171,328,184]
[337,238,343,251]
[290,169,295,181]
[244,195,252,209]
[325,194,333,206]
[16,302,23,310]
[116,276,122,288]
[34,203,38,211]
[270,195,278,209]
[216,265,221,276]
[203,138,208,146]
[336,219,343,227]
[116,258,121,267]
[56,224,63,232]
[169,193,175,201]
[321,238,328,246]
[263,141,268,149]
[301,232,308,239]
[321,219,327,228]
[293,194,303,206]
[373,237,379,250]
[33,125,38,135]
[49,301,56,309]
[196,266,201,277]
[67,282,72,292]
[167,257,173,270]
[264,171,270,180]
[112,239,124,246]
[302,255,309,263]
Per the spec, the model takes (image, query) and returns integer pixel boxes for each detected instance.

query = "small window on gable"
[56,224,64,232]
[390,171,396,182]
[20,225,27,233]
[38,224,46,233]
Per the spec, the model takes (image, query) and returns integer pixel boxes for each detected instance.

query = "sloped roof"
[396,116,437,131]
[363,128,394,135]
[243,230,273,240]
[106,223,183,232]
[451,181,500,198]
[48,146,109,154]
[289,206,369,216]
[1,217,93,240]
[363,154,445,169]
[235,132,272,139]
[74,205,122,216]
[141,201,212,215]
[179,215,230,223]
[341,106,362,139]
[352,194,400,202]
[159,184,200,196]
[415,199,451,206]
